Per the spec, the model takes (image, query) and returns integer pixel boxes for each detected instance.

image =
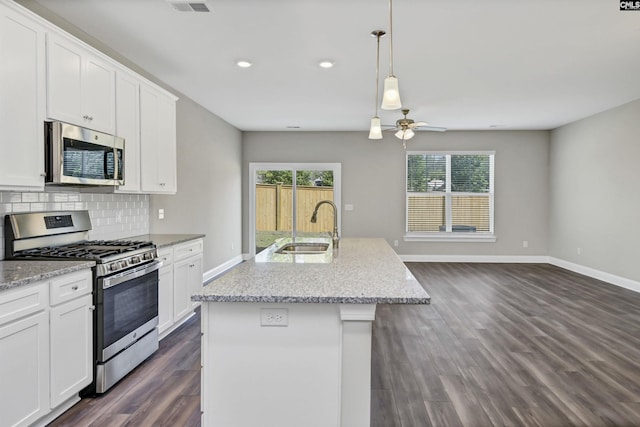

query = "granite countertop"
[126,234,205,248]
[0,260,96,292]
[193,237,430,304]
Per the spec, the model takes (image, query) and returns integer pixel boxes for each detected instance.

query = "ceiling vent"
[167,1,211,12]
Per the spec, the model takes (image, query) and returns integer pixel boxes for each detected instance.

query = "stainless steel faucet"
[310,200,340,248]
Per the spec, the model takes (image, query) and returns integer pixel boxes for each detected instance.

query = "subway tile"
[22,193,39,202]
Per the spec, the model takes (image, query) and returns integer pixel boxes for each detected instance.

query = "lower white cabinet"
[0,309,49,427]
[0,268,92,427]
[49,292,93,408]
[157,239,203,339]
[157,247,174,335]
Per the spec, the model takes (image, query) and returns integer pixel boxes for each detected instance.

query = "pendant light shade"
[381,76,402,110]
[369,117,382,139]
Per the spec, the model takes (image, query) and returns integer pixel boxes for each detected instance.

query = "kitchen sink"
[275,242,330,255]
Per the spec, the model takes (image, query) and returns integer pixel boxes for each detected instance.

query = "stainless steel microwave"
[45,121,124,186]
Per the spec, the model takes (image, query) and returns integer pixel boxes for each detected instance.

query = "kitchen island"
[192,237,429,427]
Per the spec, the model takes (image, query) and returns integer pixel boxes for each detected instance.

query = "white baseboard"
[549,257,640,294]
[203,254,243,284]
[399,254,549,263]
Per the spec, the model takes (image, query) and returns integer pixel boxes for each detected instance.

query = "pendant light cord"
[375,33,381,117]
[388,0,394,76]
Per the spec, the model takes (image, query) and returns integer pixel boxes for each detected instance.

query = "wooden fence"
[256,184,335,233]
[407,194,490,232]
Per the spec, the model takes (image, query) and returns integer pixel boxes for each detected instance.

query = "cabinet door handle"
[189,263,195,268]
[40,173,47,177]
[71,285,78,291]
[89,305,96,311]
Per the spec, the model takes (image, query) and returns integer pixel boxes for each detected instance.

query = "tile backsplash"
[0,190,149,260]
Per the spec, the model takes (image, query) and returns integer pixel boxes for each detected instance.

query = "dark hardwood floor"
[49,263,640,426]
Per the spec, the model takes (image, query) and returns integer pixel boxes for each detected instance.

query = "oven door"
[96,260,161,363]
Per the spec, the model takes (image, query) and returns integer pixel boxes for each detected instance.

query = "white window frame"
[249,162,342,257]
[404,151,496,243]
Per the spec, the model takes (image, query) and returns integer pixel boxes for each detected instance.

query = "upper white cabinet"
[115,70,141,193]
[140,83,178,194]
[0,2,46,191]
[46,32,116,134]
[0,0,178,194]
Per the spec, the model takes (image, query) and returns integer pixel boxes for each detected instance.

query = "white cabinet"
[0,282,49,427]
[157,247,174,335]
[173,239,203,311]
[0,268,92,427]
[0,2,46,191]
[157,239,203,340]
[115,71,141,193]
[47,32,116,134]
[49,270,93,408]
[140,83,177,194]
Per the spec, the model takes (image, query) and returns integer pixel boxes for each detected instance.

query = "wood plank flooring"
[49,263,640,426]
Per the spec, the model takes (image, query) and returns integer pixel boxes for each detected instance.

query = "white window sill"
[404,233,497,243]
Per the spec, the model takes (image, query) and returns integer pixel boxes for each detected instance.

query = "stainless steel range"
[4,210,161,394]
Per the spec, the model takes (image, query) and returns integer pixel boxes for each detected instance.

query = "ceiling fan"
[384,109,446,147]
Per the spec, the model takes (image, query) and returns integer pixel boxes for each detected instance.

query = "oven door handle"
[102,260,163,289]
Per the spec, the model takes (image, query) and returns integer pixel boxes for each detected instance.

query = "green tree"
[451,155,490,193]
[257,170,314,186]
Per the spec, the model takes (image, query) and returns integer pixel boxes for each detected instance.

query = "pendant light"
[381,0,402,110]
[369,30,385,139]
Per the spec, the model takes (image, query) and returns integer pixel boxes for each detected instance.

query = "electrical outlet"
[523,240,528,248]
[158,208,165,220]
[260,308,288,327]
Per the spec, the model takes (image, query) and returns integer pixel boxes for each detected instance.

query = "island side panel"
[201,302,343,427]
[339,304,376,427]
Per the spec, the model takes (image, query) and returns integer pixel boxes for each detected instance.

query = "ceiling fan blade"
[419,126,447,132]
[412,121,428,127]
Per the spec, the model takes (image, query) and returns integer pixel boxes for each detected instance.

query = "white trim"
[399,254,549,263]
[404,233,496,243]
[202,254,243,283]
[549,257,640,294]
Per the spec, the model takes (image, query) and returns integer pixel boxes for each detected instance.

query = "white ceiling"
[29,0,640,132]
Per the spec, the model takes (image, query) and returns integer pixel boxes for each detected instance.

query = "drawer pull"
[90,305,96,311]
[71,285,78,291]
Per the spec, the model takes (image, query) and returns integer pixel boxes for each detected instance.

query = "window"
[249,163,342,256]
[405,151,495,242]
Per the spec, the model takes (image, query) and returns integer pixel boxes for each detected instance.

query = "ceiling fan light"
[381,76,402,110]
[394,129,404,139]
[368,117,383,139]
[404,128,415,140]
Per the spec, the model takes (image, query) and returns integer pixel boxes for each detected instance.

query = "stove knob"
[110,263,119,271]
[120,260,129,269]
[131,256,141,264]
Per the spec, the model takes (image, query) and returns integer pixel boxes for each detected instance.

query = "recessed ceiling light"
[236,60,252,68]
[286,126,301,129]
[318,61,335,69]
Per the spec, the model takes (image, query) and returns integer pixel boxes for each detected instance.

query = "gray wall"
[242,130,550,257]
[549,99,640,282]
[18,0,244,273]
[149,96,242,270]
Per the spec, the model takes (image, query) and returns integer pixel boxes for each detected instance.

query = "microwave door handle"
[115,147,120,181]
[103,150,110,179]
